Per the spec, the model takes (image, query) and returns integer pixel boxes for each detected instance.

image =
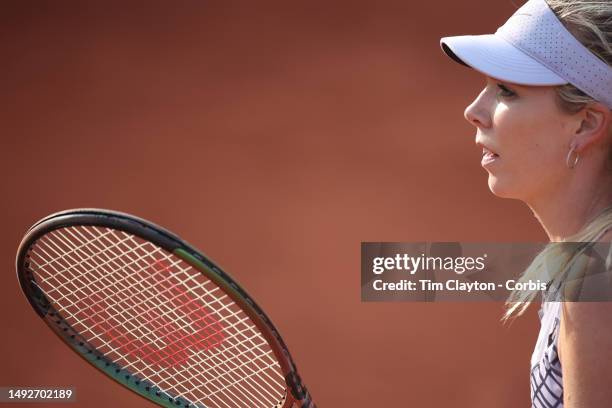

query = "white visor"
[440,35,566,86]
[440,0,612,108]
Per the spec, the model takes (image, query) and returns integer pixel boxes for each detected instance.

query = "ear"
[573,102,612,153]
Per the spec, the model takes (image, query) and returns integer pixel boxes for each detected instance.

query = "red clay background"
[1,1,547,406]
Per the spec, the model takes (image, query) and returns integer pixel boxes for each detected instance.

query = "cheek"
[488,104,569,199]
[494,105,565,168]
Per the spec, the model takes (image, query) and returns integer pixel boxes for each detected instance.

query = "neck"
[527,168,612,242]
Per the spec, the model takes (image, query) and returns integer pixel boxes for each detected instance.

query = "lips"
[476,141,499,158]
[476,140,499,167]
[482,147,499,159]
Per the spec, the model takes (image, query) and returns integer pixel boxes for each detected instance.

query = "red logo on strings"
[80,259,226,369]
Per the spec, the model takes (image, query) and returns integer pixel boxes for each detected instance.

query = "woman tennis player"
[440,0,612,406]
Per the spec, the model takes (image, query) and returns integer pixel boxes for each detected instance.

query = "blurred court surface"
[1,1,544,406]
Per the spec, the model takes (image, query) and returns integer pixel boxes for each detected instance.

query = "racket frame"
[16,208,313,408]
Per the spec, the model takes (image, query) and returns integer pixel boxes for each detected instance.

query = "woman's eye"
[497,84,516,98]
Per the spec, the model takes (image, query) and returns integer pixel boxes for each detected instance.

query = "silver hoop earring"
[566,147,580,169]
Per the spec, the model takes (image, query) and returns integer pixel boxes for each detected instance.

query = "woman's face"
[464,76,576,202]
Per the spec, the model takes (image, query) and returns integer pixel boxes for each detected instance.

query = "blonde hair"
[504,0,612,320]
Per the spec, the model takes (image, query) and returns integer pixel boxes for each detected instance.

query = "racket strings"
[27,225,287,408]
[37,229,226,355]
[32,231,285,407]
[48,228,283,391]
[31,228,284,406]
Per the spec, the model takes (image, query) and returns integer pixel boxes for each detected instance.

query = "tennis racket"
[15,208,316,408]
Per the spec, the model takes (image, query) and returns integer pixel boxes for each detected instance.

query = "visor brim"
[440,34,568,86]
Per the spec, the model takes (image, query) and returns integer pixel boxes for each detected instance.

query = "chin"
[487,174,521,199]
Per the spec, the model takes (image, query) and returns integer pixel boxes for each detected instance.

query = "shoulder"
[560,302,612,341]
[558,301,612,406]
[557,230,612,406]
[559,233,612,333]
[558,301,612,372]
[559,301,612,373]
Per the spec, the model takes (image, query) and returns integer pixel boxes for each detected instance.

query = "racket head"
[16,209,311,408]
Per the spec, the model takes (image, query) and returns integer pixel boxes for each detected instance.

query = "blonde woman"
[440,0,612,406]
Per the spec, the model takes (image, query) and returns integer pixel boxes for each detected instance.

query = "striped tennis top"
[530,301,563,408]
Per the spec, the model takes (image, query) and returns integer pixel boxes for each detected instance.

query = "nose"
[464,89,492,129]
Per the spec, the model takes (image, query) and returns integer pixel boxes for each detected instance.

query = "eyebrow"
[486,77,522,90]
